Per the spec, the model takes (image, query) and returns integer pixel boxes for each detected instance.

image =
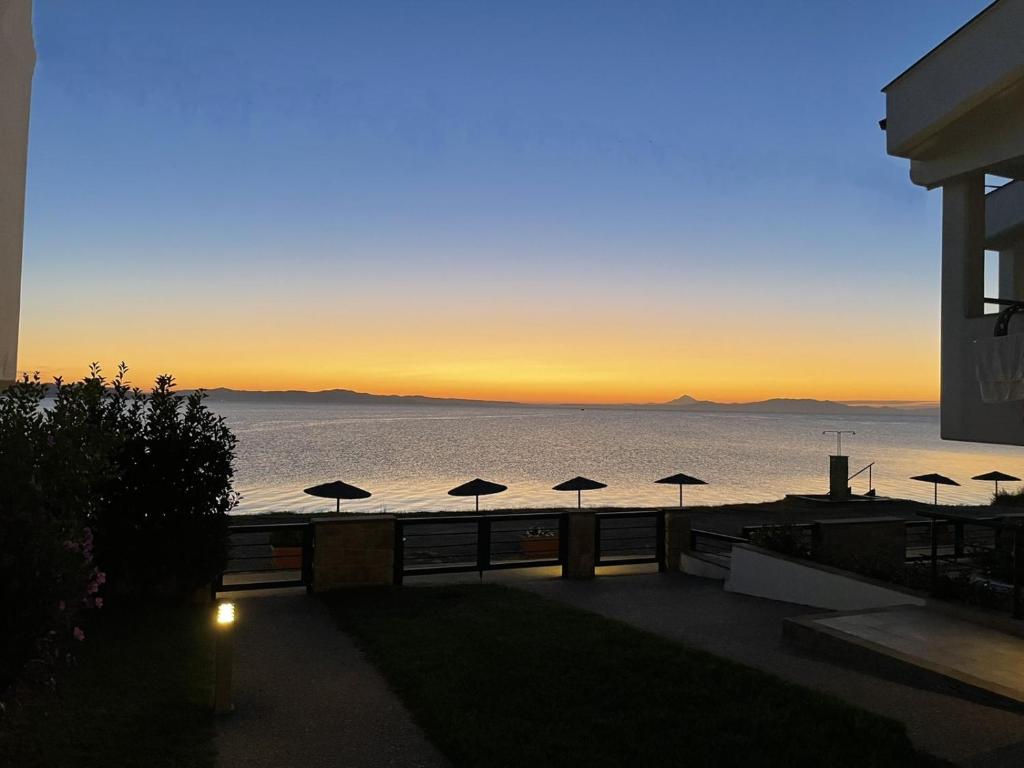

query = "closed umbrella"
[303,480,372,513]
[655,472,707,508]
[553,476,606,509]
[448,478,507,512]
[910,473,959,505]
[972,470,1020,497]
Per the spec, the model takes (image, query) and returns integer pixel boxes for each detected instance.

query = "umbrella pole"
[679,485,683,509]
[475,495,479,513]
[336,498,340,514]
[577,489,581,509]
[934,484,938,506]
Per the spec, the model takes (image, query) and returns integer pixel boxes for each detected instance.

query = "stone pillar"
[0,1,35,386]
[664,511,691,572]
[828,455,849,499]
[562,510,595,580]
[311,516,395,591]
[811,517,906,579]
[940,173,986,437]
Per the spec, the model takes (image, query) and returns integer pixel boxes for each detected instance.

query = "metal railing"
[915,510,1024,619]
[215,522,312,595]
[847,461,875,492]
[690,528,748,558]
[594,510,665,570]
[394,512,567,584]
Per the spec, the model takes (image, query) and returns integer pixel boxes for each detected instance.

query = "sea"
[210,402,1024,515]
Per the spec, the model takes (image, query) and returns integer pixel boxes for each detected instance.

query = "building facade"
[884,0,1024,446]
[0,0,34,386]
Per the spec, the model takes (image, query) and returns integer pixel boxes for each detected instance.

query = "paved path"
[812,606,1024,704]
[505,570,1024,768]
[216,590,446,768]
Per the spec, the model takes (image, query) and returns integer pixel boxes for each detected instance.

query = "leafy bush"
[748,524,812,559]
[993,488,1024,507]
[0,364,238,700]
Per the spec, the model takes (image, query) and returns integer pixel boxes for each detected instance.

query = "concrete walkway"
[216,589,446,768]
[504,569,1024,768]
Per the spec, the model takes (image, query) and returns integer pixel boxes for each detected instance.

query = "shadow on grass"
[324,584,948,768]
[0,604,216,768]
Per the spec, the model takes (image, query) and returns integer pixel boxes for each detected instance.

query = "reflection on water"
[210,402,1024,514]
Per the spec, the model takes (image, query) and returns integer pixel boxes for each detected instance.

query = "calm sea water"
[210,402,1024,515]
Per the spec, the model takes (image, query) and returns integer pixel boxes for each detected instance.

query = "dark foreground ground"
[324,583,946,768]
[0,605,216,768]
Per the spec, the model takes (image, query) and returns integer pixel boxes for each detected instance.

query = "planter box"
[519,535,559,559]
[271,545,303,570]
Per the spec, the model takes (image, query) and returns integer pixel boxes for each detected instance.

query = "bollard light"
[214,601,236,714]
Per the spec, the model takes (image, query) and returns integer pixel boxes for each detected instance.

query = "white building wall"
[0,0,35,385]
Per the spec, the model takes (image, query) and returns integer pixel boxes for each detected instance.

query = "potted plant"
[269,530,303,570]
[519,525,559,559]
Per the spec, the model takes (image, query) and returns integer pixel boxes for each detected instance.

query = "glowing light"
[216,602,235,626]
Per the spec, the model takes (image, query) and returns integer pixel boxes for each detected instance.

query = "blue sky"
[19,1,992,401]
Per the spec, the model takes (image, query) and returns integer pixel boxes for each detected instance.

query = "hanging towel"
[975,333,1024,402]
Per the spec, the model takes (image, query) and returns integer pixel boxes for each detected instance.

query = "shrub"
[993,488,1024,507]
[0,373,102,695]
[93,374,238,598]
[0,364,238,701]
[748,524,812,559]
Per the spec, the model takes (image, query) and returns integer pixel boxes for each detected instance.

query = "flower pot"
[271,545,303,570]
[519,535,559,559]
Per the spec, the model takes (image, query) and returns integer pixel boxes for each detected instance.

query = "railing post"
[656,510,667,573]
[302,523,314,594]
[562,510,596,580]
[593,514,602,567]
[954,522,964,560]
[930,518,939,590]
[558,513,569,566]
[1014,527,1022,620]
[477,517,491,577]
[393,519,404,586]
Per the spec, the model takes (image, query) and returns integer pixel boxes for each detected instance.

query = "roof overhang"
[883,0,1024,188]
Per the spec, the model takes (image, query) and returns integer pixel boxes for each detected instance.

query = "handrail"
[848,462,874,481]
[397,511,564,525]
[227,522,308,533]
[692,528,748,544]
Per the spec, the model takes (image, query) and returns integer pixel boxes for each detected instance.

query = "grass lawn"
[325,584,945,768]
[0,604,216,768]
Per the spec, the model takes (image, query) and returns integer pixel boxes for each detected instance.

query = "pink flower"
[94,597,103,609]
[57,600,65,611]
[72,626,85,642]
[94,571,106,585]
[87,581,99,594]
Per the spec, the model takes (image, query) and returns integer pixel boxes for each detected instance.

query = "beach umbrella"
[655,473,708,508]
[303,480,372,513]
[448,478,507,512]
[972,470,1021,497]
[910,473,960,505]
[553,476,607,509]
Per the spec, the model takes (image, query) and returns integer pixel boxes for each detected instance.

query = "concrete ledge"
[725,543,926,611]
[680,551,729,580]
[784,608,1024,712]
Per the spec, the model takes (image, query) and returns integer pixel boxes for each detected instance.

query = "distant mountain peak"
[669,394,702,404]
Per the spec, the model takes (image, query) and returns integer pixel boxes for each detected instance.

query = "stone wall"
[311,516,395,591]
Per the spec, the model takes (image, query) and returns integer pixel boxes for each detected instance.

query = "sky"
[19,0,991,404]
